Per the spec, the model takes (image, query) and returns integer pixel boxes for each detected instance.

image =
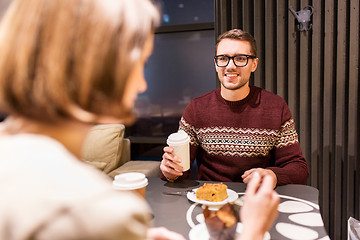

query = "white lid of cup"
[113,172,148,190]
[167,130,190,146]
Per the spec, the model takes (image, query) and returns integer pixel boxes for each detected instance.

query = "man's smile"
[225,73,239,77]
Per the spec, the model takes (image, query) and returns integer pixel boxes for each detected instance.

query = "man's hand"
[237,172,280,240]
[242,168,277,189]
[146,227,186,240]
[160,146,183,181]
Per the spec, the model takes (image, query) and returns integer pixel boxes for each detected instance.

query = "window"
[126,0,215,160]
[157,0,214,26]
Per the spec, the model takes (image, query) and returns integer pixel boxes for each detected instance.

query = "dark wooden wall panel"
[264,0,276,92]
[253,1,265,88]
[348,0,360,227]
[287,0,299,123]
[215,0,360,239]
[310,0,322,198]
[322,0,336,235]
[299,0,311,178]
[276,0,287,99]
[335,1,348,239]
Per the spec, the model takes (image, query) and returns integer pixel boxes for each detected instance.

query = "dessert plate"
[188,222,271,240]
[187,188,238,206]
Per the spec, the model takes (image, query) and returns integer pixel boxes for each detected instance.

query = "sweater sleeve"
[267,103,309,185]
[179,100,202,177]
[160,101,200,181]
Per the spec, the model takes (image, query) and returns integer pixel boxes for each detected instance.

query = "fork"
[162,189,195,196]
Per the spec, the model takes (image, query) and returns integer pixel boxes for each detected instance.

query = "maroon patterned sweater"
[173,85,309,186]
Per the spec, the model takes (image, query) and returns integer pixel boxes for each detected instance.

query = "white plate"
[187,188,238,206]
[189,222,271,240]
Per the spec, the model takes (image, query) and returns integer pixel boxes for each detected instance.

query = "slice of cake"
[196,183,228,202]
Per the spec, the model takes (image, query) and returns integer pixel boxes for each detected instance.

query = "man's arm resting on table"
[242,168,277,189]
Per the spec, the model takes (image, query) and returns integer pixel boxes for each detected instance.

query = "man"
[160,29,309,188]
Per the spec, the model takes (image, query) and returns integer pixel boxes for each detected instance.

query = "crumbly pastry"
[203,203,239,240]
[196,183,228,202]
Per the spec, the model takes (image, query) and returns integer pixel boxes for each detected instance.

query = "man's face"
[215,39,258,91]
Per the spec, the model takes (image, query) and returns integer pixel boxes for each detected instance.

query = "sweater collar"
[215,85,259,106]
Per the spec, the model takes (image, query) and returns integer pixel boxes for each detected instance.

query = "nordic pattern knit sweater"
[178,85,309,186]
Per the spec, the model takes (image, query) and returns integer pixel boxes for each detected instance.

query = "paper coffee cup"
[167,130,190,171]
[112,172,148,198]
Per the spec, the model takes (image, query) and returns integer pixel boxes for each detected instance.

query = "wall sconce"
[289,5,313,31]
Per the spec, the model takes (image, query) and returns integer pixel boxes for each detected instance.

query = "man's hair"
[215,29,257,56]
[0,0,160,124]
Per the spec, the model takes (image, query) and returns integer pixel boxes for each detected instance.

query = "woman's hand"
[238,172,280,240]
[146,227,185,240]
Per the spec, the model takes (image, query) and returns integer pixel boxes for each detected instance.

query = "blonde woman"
[0,0,184,239]
[0,0,278,239]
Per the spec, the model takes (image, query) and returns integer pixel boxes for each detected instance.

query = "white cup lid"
[113,172,148,190]
[167,130,190,146]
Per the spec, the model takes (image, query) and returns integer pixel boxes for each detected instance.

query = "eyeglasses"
[214,54,256,67]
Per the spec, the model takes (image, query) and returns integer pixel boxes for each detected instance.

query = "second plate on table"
[187,188,238,206]
[189,222,271,240]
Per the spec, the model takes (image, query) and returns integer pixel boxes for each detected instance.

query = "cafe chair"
[348,217,360,240]
[81,124,161,179]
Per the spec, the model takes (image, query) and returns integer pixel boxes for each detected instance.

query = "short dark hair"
[215,29,257,56]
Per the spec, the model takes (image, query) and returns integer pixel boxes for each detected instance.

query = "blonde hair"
[0,0,159,124]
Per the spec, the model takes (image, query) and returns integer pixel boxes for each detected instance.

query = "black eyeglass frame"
[214,54,257,67]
